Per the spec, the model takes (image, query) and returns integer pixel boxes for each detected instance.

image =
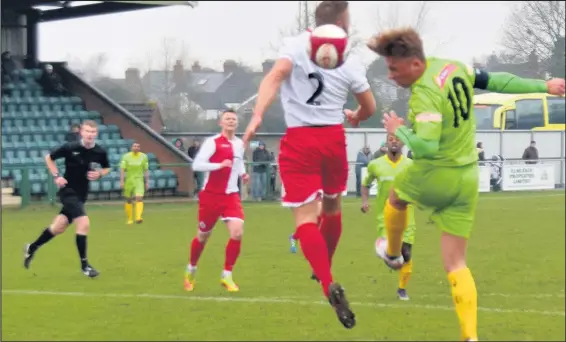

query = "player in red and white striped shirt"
[184,110,249,292]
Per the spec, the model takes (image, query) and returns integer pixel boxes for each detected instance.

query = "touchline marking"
[2,290,564,317]
[282,292,566,300]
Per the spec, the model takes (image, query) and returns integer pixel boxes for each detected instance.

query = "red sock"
[319,213,342,266]
[295,222,333,297]
[190,237,205,266]
[224,238,241,271]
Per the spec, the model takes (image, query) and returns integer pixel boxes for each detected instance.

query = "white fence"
[345,129,566,190]
[354,160,562,196]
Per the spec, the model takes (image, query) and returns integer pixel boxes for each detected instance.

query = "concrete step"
[2,187,14,195]
[2,195,21,207]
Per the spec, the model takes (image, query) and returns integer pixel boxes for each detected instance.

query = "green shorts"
[376,204,417,244]
[393,163,478,239]
[123,181,145,198]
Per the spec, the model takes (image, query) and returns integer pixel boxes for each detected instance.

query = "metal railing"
[3,159,564,209]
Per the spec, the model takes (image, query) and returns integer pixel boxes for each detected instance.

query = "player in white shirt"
[184,110,249,293]
[243,1,376,329]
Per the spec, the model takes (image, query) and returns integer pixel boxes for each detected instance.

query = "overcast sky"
[38,1,514,78]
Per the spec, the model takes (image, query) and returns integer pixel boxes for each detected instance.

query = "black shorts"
[59,192,86,223]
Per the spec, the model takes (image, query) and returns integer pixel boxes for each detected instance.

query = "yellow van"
[473,93,565,131]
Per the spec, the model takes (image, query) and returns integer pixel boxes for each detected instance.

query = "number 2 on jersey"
[306,72,324,106]
[447,77,471,128]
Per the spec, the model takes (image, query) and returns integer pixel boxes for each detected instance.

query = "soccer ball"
[307,24,348,69]
[375,237,388,260]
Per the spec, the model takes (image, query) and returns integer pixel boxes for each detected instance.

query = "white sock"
[222,270,232,278]
[186,264,197,274]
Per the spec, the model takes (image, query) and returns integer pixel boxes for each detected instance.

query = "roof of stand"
[2,1,197,22]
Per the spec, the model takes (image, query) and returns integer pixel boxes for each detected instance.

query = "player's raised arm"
[192,138,223,172]
[243,40,294,144]
[349,57,377,122]
[473,68,566,96]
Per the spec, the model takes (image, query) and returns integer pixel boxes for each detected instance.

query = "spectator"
[65,123,81,142]
[173,138,185,151]
[477,142,486,166]
[522,140,539,164]
[373,142,387,159]
[355,146,372,197]
[269,152,277,194]
[187,139,202,196]
[252,142,270,201]
[39,64,68,96]
[1,51,19,84]
[490,154,504,191]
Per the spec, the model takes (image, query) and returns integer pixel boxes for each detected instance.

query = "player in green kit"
[120,142,149,224]
[360,133,416,301]
[366,28,565,341]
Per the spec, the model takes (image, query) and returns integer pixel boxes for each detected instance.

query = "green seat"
[87,111,100,119]
[110,132,121,140]
[90,181,100,192]
[167,176,177,189]
[4,149,15,158]
[101,180,112,191]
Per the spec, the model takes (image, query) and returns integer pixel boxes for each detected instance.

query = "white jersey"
[192,134,245,195]
[278,31,370,128]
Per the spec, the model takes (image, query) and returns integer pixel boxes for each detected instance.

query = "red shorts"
[278,125,348,207]
[198,191,244,232]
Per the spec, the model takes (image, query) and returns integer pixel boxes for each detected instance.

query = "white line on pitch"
[280,292,566,300]
[2,289,564,317]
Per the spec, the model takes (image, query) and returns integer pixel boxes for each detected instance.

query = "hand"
[145,182,150,191]
[546,78,566,96]
[87,170,101,181]
[241,173,250,184]
[344,109,360,128]
[54,176,68,188]
[220,159,233,169]
[361,202,369,213]
[243,114,263,148]
[382,111,404,135]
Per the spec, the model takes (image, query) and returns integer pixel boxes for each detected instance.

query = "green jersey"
[407,57,478,167]
[362,155,416,242]
[120,152,149,182]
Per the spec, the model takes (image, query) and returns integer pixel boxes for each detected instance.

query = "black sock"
[29,228,55,253]
[76,234,88,268]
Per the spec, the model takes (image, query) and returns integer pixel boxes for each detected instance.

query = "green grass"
[2,192,565,341]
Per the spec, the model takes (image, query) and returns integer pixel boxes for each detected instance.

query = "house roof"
[120,102,155,126]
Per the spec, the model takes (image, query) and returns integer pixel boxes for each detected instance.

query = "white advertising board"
[502,164,555,191]
[479,166,491,193]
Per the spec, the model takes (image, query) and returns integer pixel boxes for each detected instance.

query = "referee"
[23,120,110,278]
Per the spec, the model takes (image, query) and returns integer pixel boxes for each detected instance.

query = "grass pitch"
[2,192,565,341]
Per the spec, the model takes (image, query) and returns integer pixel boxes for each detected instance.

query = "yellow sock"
[384,200,408,256]
[135,201,144,221]
[398,260,413,289]
[125,203,133,222]
[448,267,478,341]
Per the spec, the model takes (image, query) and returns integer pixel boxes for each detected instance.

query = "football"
[307,24,348,69]
[375,237,388,260]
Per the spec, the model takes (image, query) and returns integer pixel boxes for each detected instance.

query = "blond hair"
[368,27,425,61]
[81,120,98,128]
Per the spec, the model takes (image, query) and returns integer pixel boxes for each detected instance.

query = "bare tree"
[502,1,565,62]
[67,53,108,82]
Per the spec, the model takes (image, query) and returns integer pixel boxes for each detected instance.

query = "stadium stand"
[1,68,178,198]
